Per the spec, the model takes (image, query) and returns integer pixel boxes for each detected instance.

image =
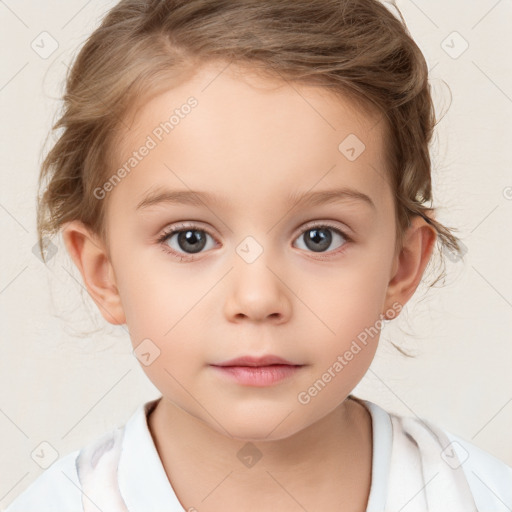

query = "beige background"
[1,0,511,507]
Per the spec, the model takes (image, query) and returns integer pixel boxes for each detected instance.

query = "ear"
[61,220,126,325]
[383,215,437,316]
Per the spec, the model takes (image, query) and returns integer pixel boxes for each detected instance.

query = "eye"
[157,223,217,260]
[293,223,350,256]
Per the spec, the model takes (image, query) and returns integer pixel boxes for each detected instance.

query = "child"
[6,0,511,511]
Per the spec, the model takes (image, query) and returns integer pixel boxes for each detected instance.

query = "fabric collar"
[118,397,184,511]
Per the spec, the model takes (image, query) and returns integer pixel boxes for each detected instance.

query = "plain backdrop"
[1,0,511,507]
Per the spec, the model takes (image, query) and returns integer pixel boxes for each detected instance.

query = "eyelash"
[156,221,352,262]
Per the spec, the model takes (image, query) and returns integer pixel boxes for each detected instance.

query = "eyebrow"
[136,186,376,211]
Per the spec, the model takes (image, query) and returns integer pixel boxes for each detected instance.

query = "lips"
[210,355,303,387]
[212,355,300,367]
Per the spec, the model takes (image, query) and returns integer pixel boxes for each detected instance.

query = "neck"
[147,395,373,512]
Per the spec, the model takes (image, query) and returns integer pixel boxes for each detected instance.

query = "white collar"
[117,397,184,511]
[359,398,393,511]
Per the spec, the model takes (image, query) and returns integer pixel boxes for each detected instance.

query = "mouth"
[210,355,304,387]
[212,354,300,367]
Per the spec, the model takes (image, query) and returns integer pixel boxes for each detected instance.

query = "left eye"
[293,225,348,254]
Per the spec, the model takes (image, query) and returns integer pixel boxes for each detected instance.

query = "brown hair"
[37,0,463,292]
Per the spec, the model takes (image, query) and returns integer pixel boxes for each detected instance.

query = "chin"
[211,408,307,443]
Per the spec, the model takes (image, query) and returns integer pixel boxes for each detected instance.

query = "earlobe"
[61,220,126,326]
[383,216,437,316]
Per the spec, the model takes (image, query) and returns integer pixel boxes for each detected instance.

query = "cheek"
[295,263,390,414]
[115,255,206,392]
[109,242,172,341]
[300,233,395,371]
[113,248,218,381]
[305,252,394,342]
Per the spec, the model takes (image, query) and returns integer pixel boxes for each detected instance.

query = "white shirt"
[4,395,512,511]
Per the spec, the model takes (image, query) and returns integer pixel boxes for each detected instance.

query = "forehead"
[108,61,392,215]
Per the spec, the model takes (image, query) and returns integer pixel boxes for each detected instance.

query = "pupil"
[305,228,331,252]
[178,230,206,253]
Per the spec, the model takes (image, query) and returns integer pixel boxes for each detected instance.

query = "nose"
[223,250,292,324]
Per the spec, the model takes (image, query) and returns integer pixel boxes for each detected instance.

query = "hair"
[36,0,464,352]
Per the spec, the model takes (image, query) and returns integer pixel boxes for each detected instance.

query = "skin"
[62,61,436,511]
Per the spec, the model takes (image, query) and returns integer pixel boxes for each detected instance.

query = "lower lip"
[211,364,302,387]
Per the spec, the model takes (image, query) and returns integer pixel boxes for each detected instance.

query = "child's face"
[74,62,429,440]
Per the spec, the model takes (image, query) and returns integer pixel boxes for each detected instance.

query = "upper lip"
[212,355,300,367]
